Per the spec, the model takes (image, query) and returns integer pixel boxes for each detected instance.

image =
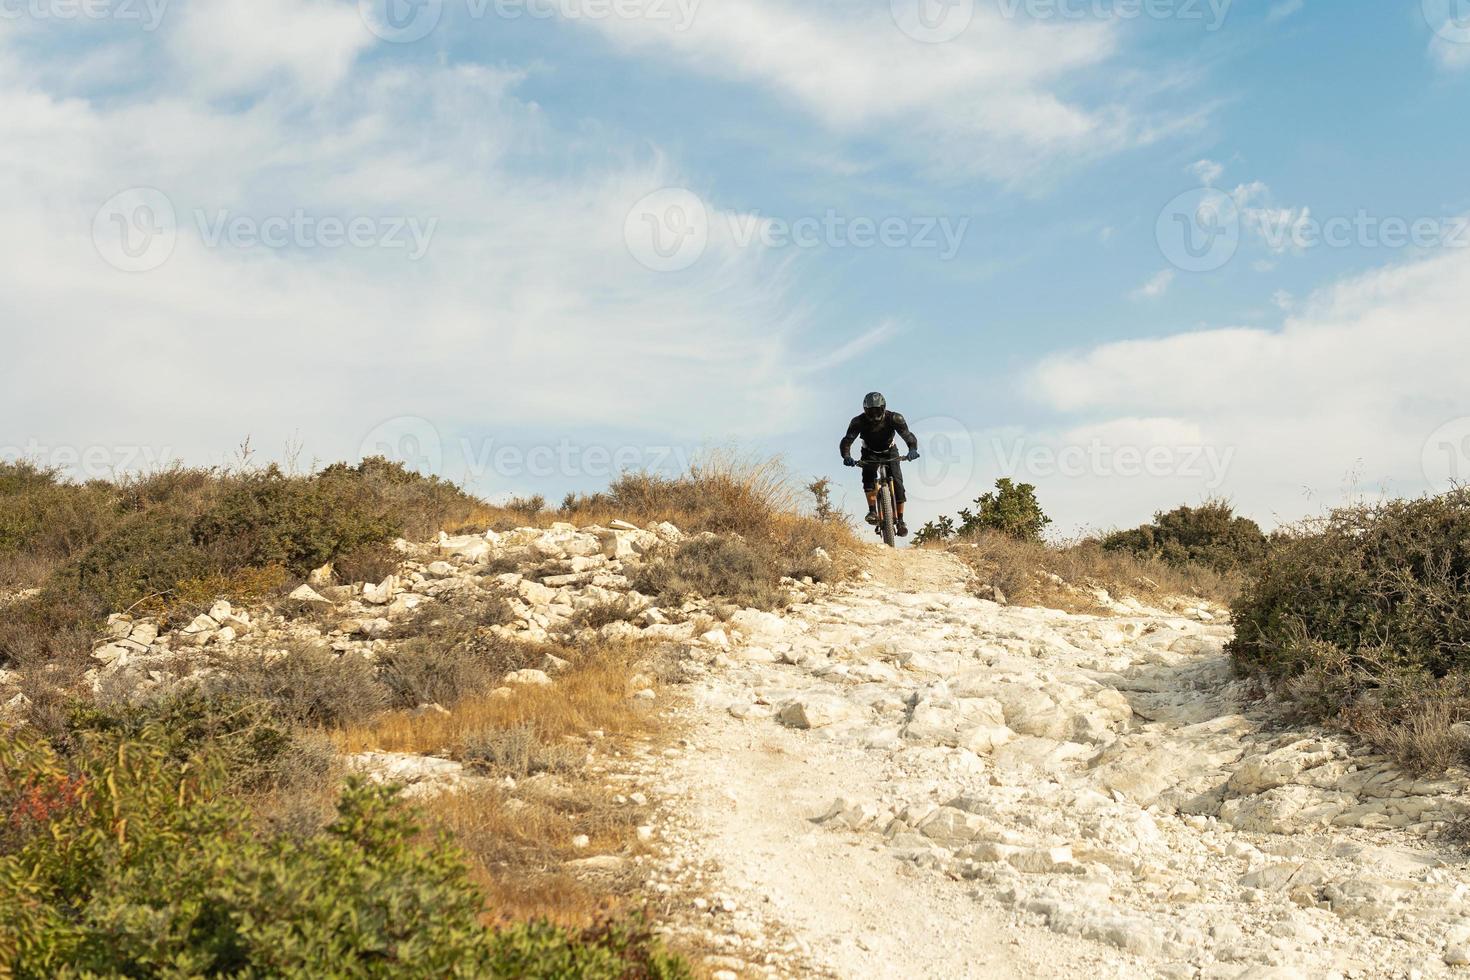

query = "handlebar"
[858,449,903,464]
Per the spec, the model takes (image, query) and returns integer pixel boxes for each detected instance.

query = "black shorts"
[860,458,905,505]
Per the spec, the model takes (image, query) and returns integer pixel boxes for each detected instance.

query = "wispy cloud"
[1266,0,1305,24]
[1130,268,1175,300]
[798,319,902,374]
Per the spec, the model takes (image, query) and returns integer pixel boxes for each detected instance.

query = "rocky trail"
[660,547,1470,979]
[48,522,1470,979]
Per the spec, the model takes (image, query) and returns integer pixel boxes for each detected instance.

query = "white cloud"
[169,0,372,96]
[1130,268,1175,300]
[1027,248,1470,525]
[799,319,902,374]
[1430,35,1470,72]
[1189,158,1224,186]
[570,0,1138,181]
[1266,0,1305,23]
[0,38,820,487]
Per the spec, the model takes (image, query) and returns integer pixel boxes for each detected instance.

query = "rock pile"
[680,563,1470,977]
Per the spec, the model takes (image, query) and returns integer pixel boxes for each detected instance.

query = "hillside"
[6,513,1468,977]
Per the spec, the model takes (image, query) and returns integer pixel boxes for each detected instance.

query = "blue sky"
[3,0,1470,535]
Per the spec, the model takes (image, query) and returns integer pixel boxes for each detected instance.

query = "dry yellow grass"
[423,782,651,928]
[334,640,659,755]
[331,639,675,928]
[935,530,1240,613]
[443,452,859,578]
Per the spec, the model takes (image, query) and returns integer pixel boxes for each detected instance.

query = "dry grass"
[339,638,670,930]
[936,530,1241,613]
[422,783,650,928]
[1346,698,1470,774]
[451,453,859,579]
[334,640,660,755]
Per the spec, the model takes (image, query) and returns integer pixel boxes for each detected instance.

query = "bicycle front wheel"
[877,484,896,548]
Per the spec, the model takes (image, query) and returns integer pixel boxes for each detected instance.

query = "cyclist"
[840,392,920,537]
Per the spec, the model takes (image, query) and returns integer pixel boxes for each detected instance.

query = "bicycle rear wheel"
[877,484,896,547]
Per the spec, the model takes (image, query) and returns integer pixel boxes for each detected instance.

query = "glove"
[906,450,921,462]
[843,457,858,467]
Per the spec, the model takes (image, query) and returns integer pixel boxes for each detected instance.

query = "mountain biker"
[840,392,920,537]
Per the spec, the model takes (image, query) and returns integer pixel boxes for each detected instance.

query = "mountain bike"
[861,448,902,548]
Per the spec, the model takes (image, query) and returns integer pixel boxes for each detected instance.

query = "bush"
[1229,490,1470,771]
[0,730,495,977]
[378,640,501,710]
[915,479,1051,543]
[573,596,644,631]
[214,643,390,729]
[488,919,692,980]
[0,457,489,667]
[632,536,786,610]
[65,691,328,792]
[1102,500,1267,573]
[462,725,584,777]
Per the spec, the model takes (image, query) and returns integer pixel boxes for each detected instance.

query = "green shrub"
[214,643,390,729]
[66,691,327,791]
[915,479,1051,543]
[1229,490,1470,771]
[0,726,692,978]
[488,918,692,980]
[0,730,495,977]
[632,536,786,610]
[1102,500,1266,573]
[193,466,399,577]
[1231,491,1470,681]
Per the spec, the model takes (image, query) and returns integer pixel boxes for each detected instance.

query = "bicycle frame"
[860,448,902,547]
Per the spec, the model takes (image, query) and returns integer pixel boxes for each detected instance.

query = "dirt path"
[662,546,1470,978]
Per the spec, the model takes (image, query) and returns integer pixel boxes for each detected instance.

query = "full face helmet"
[863,392,886,421]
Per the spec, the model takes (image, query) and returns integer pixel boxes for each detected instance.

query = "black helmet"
[863,392,886,420]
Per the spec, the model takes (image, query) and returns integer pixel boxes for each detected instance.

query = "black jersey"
[840,411,918,459]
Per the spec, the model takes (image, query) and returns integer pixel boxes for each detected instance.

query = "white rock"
[362,576,399,605]
[288,584,331,606]
[777,693,857,730]
[505,669,553,687]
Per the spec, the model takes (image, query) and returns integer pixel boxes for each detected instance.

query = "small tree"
[805,477,837,522]
[957,479,1051,541]
[912,515,954,546]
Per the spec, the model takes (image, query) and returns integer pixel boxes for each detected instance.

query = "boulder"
[288,584,332,608]
[777,693,857,730]
[1219,785,1356,835]
[362,576,399,605]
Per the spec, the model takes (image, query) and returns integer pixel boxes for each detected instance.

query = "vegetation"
[0,727,687,977]
[1101,500,1267,574]
[1229,490,1470,771]
[0,453,812,974]
[944,529,1242,612]
[633,535,789,610]
[558,455,854,582]
[913,478,1051,544]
